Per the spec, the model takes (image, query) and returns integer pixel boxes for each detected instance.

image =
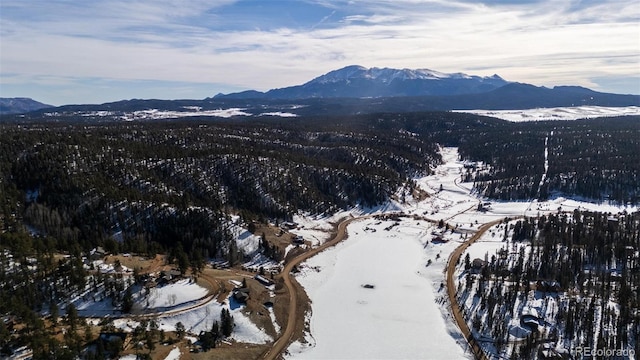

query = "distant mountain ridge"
[2,66,639,122]
[215,65,509,99]
[0,97,53,115]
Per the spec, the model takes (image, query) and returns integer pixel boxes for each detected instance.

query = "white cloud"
[1,0,638,104]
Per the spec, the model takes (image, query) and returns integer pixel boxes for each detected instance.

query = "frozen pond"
[290,217,469,359]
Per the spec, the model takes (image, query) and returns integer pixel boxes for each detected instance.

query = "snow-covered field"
[164,347,181,360]
[286,146,636,359]
[74,277,209,317]
[289,217,469,359]
[49,106,300,121]
[141,278,209,309]
[151,294,272,344]
[453,105,640,122]
[109,291,271,345]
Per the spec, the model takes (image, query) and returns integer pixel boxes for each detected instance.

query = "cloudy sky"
[1,0,639,105]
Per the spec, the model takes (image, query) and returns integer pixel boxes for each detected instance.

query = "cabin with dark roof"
[254,274,274,286]
[233,288,250,303]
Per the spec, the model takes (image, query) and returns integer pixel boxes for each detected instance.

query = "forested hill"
[0,113,638,263]
[457,116,640,203]
[0,116,447,259]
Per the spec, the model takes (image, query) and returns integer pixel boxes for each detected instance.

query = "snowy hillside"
[453,106,640,122]
[307,65,503,85]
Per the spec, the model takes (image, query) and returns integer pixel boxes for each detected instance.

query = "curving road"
[261,206,513,360]
[445,218,515,360]
[261,215,367,360]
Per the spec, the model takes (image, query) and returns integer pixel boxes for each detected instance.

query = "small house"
[90,247,107,260]
[233,288,250,303]
[521,306,542,331]
[536,280,562,292]
[538,344,569,359]
[255,274,274,286]
[280,221,298,230]
[431,236,448,244]
[158,270,180,286]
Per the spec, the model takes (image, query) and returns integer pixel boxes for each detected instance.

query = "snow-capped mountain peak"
[306,66,500,85]
[216,65,510,99]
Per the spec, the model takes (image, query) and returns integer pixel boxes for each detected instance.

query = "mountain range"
[215,65,509,99]
[1,65,639,119]
[0,97,52,115]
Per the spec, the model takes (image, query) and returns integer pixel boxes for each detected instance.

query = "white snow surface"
[310,65,495,85]
[290,217,469,360]
[453,106,640,122]
[286,146,636,360]
[234,227,262,255]
[259,111,298,117]
[122,108,252,120]
[142,278,209,309]
[164,347,181,360]
[155,294,272,344]
[66,107,304,120]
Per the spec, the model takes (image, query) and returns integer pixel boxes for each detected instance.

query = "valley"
[0,113,638,360]
[2,0,639,358]
[285,147,638,360]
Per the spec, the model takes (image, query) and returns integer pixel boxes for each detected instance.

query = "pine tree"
[175,322,185,339]
[50,301,59,326]
[221,308,234,337]
[121,287,134,313]
[66,303,78,330]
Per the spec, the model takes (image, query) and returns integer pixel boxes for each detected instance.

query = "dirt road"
[261,215,366,360]
[445,218,506,360]
[262,210,507,360]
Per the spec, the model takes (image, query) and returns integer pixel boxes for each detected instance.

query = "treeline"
[466,211,640,358]
[1,113,639,260]
[0,117,445,259]
[458,116,640,203]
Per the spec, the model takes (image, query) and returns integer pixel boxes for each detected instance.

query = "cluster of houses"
[231,274,275,304]
[431,229,449,244]
[140,269,183,289]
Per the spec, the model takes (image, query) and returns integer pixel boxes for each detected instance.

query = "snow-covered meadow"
[453,105,640,122]
[140,278,208,309]
[107,288,272,345]
[285,146,636,359]
[289,216,469,359]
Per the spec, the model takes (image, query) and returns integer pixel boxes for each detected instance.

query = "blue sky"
[1,0,639,105]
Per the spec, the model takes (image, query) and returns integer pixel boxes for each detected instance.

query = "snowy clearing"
[453,105,640,122]
[154,293,272,344]
[164,347,181,360]
[290,217,469,359]
[141,278,209,309]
